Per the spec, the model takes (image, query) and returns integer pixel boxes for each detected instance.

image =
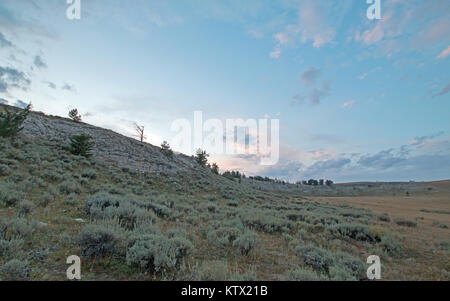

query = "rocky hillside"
[14,104,196,175]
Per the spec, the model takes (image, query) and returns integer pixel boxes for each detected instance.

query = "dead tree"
[133,123,147,143]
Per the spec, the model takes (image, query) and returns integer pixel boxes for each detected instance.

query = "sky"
[0,0,449,183]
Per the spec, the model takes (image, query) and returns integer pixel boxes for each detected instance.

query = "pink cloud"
[437,45,450,59]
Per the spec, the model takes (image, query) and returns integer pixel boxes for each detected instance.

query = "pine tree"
[195,149,209,166]
[0,103,31,142]
[69,134,94,158]
[211,163,219,175]
[161,141,173,158]
[68,109,82,122]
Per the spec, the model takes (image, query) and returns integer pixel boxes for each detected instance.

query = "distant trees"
[299,179,334,186]
[69,134,94,158]
[0,103,32,143]
[223,170,243,181]
[195,149,209,166]
[133,123,146,143]
[160,141,173,158]
[68,109,82,122]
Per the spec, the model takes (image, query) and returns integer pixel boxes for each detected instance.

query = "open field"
[310,181,450,280]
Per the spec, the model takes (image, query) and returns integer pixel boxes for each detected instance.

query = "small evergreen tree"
[211,163,219,175]
[195,149,209,166]
[0,103,31,142]
[325,180,334,186]
[161,141,173,158]
[69,134,94,158]
[68,109,82,122]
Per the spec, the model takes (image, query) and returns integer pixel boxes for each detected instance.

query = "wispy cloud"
[0,32,13,48]
[432,82,450,98]
[300,67,321,86]
[436,45,450,59]
[62,83,76,93]
[0,66,31,93]
[342,100,355,109]
[293,67,331,106]
[43,81,56,89]
[33,55,47,69]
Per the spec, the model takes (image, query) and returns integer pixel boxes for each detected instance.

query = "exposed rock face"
[19,108,197,174]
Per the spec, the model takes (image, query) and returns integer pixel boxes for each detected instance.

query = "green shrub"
[0,238,24,260]
[17,200,34,216]
[59,180,82,195]
[166,228,188,239]
[207,227,241,247]
[145,202,171,218]
[288,268,324,281]
[194,260,229,281]
[329,223,380,242]
[0,163,11,176]
[379,235,402,255]
[0,259,31,281]
[81,169,97,179]
[240,210,291,233]
[331,252,365,280]
[84,194,155,230]
[69,134,94,158]
[229,267,258,281]
[378,214,391,222]
[0,182,24,207]
[294,245,365,280]
[126,234,193,272]
[83,193,120,213]
[394,218,417,228]
[78,223,124,258]
[102,203,155,230]
[41,170,63,183]
[227,200,239,207]
[294,245,334,273]
[233,231,260,255]
[0,217,37,240]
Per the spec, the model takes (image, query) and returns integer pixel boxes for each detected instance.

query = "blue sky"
[0,0,449,182]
